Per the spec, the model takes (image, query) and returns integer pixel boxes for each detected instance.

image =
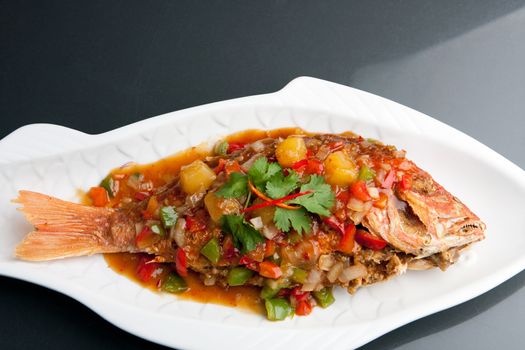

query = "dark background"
[2,1,525,349]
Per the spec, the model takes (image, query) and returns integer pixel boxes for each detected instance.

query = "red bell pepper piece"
[259,261,282,279]
[338,223,356,254]
[227,142,245,153]
[350,180,371,201]
[264,239,276,257]
[295,300,313,316]
[306,159,324,175]
[290,287,309,302]
[355,229,387,250]
[89,187,109,207]
[214,158,227,174]
[291,159,308,171]
[175,248,188,277]
[136,256,162,283]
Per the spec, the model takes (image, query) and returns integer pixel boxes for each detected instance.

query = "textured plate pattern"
[1,77,524,350]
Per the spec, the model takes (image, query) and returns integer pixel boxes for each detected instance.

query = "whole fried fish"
[14,129,485,317]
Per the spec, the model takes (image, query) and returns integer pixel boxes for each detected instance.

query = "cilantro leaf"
[221,214,264,253]
[289,175,335,216]
[216,172,248,198]
[248,157,281,188]
[265,170,299,199]
[274,207,312,235]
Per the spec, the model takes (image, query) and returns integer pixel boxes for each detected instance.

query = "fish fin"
[14,190,118,261]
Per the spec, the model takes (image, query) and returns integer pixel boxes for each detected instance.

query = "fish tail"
[14,190,119,261]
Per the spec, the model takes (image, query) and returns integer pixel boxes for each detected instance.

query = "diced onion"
[302,269,322,292]
[171,218,186,247]
[327,261,344,283]
[318,254,335,271]
[250,140,266,152]
[367,187,379,199]
[338,264,367,283]
[262,225,278,240]
[348,197,365,212]
[250,216,263,230]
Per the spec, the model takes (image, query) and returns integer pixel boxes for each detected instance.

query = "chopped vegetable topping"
[313,287,335,308]
[150,223,166,237]
[175,248,188,277]
[162,272,188,293]
[227,142,245,154]
[260,284,281,300]
[258,261,282,279]
[227,267,253,286]
[382,169,396,189]
[358,165,376,181]
[160,206,178,228]
[220,215,264,253]
[88,186,109,207]
[295,300,313,316]
[291,267,308,284]
[350,180,371,201]
[200,237,220,264]
[215,140,229,156]
[265,298,293,321]
[354,229,387,250]
[400,174,412,190]
[338,223,356,254]
[100,175,117,198]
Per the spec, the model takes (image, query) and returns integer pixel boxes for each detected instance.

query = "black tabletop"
[2,1,525,349]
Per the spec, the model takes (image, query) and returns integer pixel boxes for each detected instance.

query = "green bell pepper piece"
[312,287,335,308]
[227,267,253,286]
[100,175,115,198]
[162,272,188,294]
[358,165,376,181]
[291,268,308,284]
[200,237,220,264]
[215,140,229,156]
[265,298,293,321]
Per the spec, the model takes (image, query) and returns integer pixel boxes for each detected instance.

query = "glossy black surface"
[2,1,524,349]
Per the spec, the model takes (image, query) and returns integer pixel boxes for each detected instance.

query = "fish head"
[364,168,485,258]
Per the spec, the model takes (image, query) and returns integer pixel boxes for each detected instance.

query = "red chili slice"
[239,256,259,271]
[400,174,412,190]
[355,229,387,250]
[322,216,345,235]
[175,248,188,277]
[382,170,396,189]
